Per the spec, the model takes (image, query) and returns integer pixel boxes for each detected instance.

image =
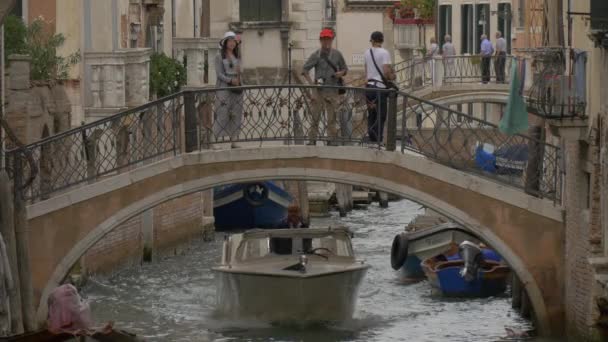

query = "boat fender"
[390,233,409,270]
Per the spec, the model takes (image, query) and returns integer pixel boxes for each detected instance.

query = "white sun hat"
[219,31,239,48]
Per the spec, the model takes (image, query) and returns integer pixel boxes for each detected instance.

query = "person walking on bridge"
[364,31,396,144]
[494,31,507,83]
[480,34,494,84]
[301,28,348,146]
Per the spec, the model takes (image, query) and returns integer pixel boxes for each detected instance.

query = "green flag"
[499,59,529,135]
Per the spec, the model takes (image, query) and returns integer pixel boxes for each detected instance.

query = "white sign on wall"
[352,53,365,65]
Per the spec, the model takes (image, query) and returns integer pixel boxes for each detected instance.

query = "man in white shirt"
[494,31,507,83]
[364,31,396,144]
[442,34,456,78]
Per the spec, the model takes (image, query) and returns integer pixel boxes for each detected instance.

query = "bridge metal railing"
[4,85,562,203]
[348,55,512,90]
[399,92,561,202]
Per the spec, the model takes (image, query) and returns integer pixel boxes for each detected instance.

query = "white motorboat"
[213,227,369,322]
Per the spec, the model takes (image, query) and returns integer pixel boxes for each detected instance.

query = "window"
[396,24,420,48]
[461,4,474,54]
[239,0,282,22]
[438,5,452,48]
[11,0,23,17]
[497,3,512,53]
[462,4,490,54]
[518,0,525,28]
[476,3,490,53]
[591,0,608,30]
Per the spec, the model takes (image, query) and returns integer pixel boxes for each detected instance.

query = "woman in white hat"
[213,31,244,148]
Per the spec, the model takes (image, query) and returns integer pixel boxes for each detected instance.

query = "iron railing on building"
[4,85,562,203]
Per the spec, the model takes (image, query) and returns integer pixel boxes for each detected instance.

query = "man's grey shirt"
[302,48,348,86]
[496,37,507,53]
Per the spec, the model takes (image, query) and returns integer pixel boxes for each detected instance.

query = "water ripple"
[84,200,556,342]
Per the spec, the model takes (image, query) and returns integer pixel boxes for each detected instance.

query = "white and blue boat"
[390,221,479,279]
[213,182,294,230]
[421,241,510,297]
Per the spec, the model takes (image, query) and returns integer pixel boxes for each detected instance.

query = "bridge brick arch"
[26,146,564,334]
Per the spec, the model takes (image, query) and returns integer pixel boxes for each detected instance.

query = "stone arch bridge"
[3,84,564,335]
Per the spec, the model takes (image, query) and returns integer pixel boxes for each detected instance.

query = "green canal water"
[83,199,565,341]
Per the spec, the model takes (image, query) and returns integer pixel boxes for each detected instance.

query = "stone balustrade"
[84,49,151,121]
[173,38,220,88]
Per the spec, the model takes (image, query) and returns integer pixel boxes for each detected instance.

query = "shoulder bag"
[321,51,346,95]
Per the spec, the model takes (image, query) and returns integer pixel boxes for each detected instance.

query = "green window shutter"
[259,0,282,21]
[240,0,260,22]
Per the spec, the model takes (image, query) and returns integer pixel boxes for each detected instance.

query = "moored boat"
[2,329,143,342]
[390,217,479,279]
[213,181,293,230]
[213,227,369,322]
[421,241,510,297]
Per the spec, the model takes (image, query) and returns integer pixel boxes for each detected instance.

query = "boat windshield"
[237,234,354,261]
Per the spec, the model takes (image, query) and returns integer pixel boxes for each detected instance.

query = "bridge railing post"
[432,56,444,91]
[183,91,199,153]
[386,90,398,152]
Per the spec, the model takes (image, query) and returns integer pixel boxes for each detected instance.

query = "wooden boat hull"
[421,258,510,297]
[1,330,143,342]
[215,267,368,322]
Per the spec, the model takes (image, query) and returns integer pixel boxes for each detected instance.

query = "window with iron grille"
[240,0,282,22]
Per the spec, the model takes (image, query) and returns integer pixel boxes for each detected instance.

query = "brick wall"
[83,214,143,274]
[154,192,204,252]
[563,139,596,339]
[82,191,212,275]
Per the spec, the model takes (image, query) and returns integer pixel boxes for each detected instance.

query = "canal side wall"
[82,191,214,275]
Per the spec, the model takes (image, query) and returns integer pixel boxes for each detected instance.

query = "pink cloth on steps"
[47,284,92,333]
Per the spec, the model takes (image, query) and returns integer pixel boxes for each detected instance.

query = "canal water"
[83,199,559,342]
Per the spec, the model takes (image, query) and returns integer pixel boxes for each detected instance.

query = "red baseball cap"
[319,28,334,39]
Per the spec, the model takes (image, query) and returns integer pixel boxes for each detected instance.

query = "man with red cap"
[301,28,348,146]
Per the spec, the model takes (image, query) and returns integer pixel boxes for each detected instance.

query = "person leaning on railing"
[480,34,494,84]
[442,34,457,78]
[301,28,348,146]
[364,31,396,144]
[494,31,507,84]
[213,31,244,149]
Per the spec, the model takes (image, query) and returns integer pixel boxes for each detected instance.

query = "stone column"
[552,120,594,338]
[432,56,444,90]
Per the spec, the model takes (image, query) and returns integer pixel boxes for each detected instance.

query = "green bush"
[3,15,81,81]
[150,53,187,98]
[3,15,28,59]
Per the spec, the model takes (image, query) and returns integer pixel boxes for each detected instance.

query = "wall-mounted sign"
[352,53,365,65]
